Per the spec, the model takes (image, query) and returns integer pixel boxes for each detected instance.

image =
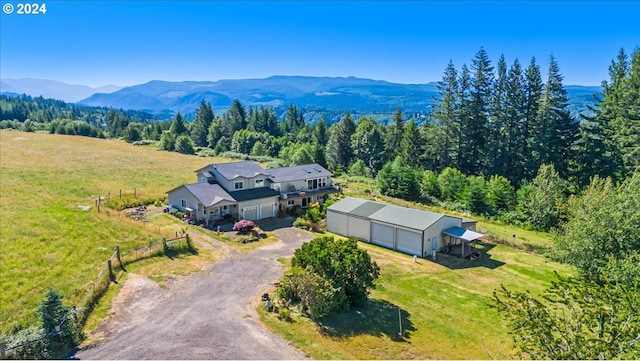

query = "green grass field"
[0,130,223,334]
[259,237,574,360]
[257,176,574,359]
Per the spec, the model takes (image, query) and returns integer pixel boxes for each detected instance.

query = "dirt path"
[72,226,313,360]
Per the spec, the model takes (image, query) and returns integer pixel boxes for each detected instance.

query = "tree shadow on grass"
[316,299,416,342]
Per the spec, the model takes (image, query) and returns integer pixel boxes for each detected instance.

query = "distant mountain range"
[1,76,602,119]
[0,78,122,103]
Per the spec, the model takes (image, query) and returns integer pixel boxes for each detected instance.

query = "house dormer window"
[255,178,264,187]
[234,180,244,190]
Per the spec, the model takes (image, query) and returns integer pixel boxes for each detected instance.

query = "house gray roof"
[267,163,332,183]
[212,161,271,180]
[180,183,235,207]
[228,187,280,202]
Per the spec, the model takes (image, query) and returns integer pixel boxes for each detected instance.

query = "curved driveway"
[73,226,312,360]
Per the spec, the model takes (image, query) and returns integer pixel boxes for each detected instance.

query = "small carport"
[442,226,485,258]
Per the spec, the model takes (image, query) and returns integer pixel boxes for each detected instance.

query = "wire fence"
[1,235,194,359]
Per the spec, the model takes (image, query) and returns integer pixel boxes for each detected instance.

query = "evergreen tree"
[169,112,188,136]
[226,99,247,137]
[191,100,214,147]
[326,112,356,170]
[457,64,473,171]
[400,118,422,166]
[430,60,459,169]
[608,48,640,179]
[312,116,329,145]
[523,57,544,180]
[464,47,494,175]
[503,58,527,184]
[385,106,405,161]
[533,56,578,180]
[488,55,508,175]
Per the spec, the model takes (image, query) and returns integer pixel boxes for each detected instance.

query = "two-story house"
[167,161,339,224]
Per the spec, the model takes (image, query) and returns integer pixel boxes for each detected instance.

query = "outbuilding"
[327,197,483,258]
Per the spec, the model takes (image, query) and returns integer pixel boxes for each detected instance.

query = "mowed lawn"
[0,130,218,333]
[259,239,575,360]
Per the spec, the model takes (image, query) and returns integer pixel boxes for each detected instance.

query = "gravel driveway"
[72,225,313,360]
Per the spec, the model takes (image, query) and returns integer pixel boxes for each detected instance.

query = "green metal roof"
[369,204,445,231]
[349,201,387,218]
[327,196,368,213]
[329,197,451,231]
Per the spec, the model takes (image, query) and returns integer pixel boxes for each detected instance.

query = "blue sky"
[1,1,638,87]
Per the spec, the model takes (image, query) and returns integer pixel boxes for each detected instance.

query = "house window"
[234,180,244,190]
[287,200,295,206]
[255,178,264,187]
[320,177,327,187]
[307,179,319,190]
[181,199,187,208]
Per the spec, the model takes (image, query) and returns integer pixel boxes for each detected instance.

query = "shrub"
[233,220,256,233]
[293,217,310,229]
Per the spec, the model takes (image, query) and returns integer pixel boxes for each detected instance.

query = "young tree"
[351,117,385,174]
[517,164,566,231]
[553,172,640,280]
[175,134,195,154]
[437,167,469,202]
[494,272,640,360]
[285,236,380,311]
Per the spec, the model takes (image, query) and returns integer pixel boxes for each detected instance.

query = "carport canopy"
[442,226,484,241]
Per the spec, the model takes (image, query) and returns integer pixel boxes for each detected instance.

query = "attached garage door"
[260,203,274,219]
[327,210,348,236]
[396,229,422,256]
[347,216,370,241]
[243,206,258,220]
[371,222,394,249]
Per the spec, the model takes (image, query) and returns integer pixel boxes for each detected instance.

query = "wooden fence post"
[116,246,126,271]
[1,343,6,358]
[108,191,111,200]
[107,259,114,282]
[119,189,122,199]
[97,198,100,212]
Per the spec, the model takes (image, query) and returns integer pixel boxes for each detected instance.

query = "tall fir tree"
[430,60,459,169]
[523,57,544,181]
[503,58,527,184]
[488,55,508,175]
[400,118,422,166]
[190,99,214,147]
[385,106,405,161]
[326,112,356,171]
[533,56,578,180]
[457,64,473,171]
[465,47,494,175]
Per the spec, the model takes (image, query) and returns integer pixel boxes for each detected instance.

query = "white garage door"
[243,206,258,220]
[260,203,274,219]
[327,210,348,236]
[371,222,394,249]
[396,229,422,256]
[347,216,370,241]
